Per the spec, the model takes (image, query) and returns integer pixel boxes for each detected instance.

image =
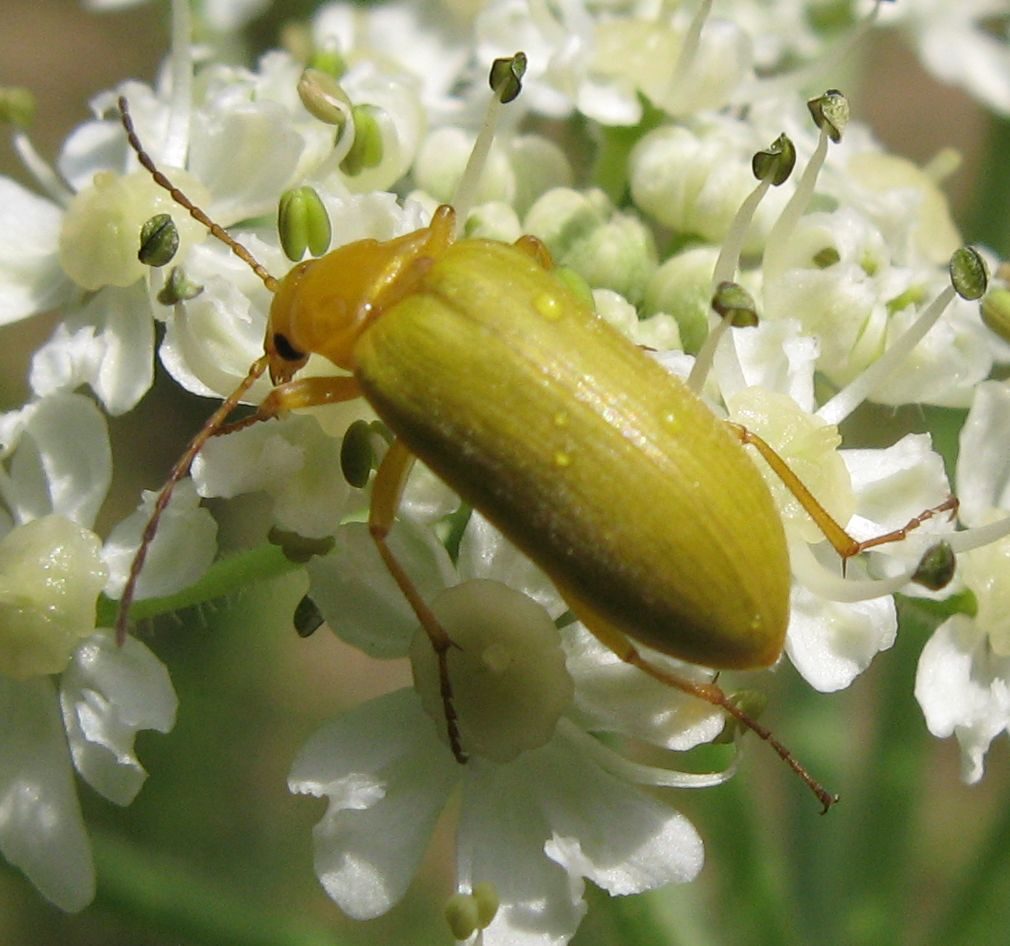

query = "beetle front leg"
[726,421,958,567]
[369,438,467,763]
[210,376,365,437]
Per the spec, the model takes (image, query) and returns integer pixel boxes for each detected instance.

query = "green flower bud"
[807,89,849,143]
[752,133,796,186]
[912,541,956,591]
[278,185,332,261]
[293,595,324,638]
[340,105,384,176]
[297,68,351,126]
[525,189,656,305]
[643,246,720,355]
[981,288,1010,343]
[340,418,375,488]
[555,266,596,312]
[156,266,204,305]
[0,515,108,679]
[138,213,179,267]
[445,893,480,941]
[712,280,758,328]
[308,46,347,79]
[0,86,36,128]
[949,245,988,301]
[489,51,527,104]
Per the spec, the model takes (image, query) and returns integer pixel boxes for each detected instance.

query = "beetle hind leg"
[727,421,958,569]
[558,584,837,812]
[369,437,467,763]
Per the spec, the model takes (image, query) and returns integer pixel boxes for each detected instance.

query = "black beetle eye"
[273,332,305,362]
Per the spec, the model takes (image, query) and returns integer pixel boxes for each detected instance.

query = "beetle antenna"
[118,96,279,293]
[115,355,269,644]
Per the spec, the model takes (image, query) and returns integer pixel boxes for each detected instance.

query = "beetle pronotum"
[115,58,952,813]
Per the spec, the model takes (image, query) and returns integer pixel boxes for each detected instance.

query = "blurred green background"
[2,3,1010,945]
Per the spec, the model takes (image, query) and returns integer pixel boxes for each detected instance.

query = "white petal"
[457,511,567,618]
[0,177,68,325]
[786,583,897,692]
[561,626,725,750]
[60,632,177,804]
[158,245,275,402]
[915,615,1010,783]
[918,22,1010,115]
[841,433,952,567]
[57,114,130,193]
[31,284,155,415]
[192,413,349,539]
[534,738,704,893]
[460,736,704,946]
[957,381,1010,527]
[733,319,818,412]
[400,461,461,525]
[5,393,111,529]
[103,479,217,599]
[193,102,302,225]
[460,756,585,946]
[202,0,271,31]
[289,689,456,919]
[307,520,455,659]
[0,675,95,911]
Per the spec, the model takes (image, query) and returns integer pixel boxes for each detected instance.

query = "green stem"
[596,887,689,946]
[927,787,1010,946]
[965,114,1010,258]
[92,830,340,946]
[698,777,804,946]
[96,545,304,628]
[837,598,931,946]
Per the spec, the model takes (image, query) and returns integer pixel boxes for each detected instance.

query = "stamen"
[557,718,739,789]
[945,517,1010,554]
[163,0,194,168]
[10,129,73,206]
[663,0,715,105]
[687,282,758,394]
[688,135,797,394]
[789,540,924,603]
[817,286,956,426]
[739,0,886,103]
[763,91,847,285]
[450,52,526,235]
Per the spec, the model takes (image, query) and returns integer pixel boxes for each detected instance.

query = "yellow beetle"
[116,66,948,810]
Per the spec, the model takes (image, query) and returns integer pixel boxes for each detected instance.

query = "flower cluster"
[3,0,1010,942]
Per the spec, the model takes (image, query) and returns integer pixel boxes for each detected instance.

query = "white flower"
[291,513,724,944]
[82,0,271,33]
[475,0,755,123]
[312,0,470,118]
[878,0,1010,116]
[0,393,187,910]
[915,380,1010,781]
[3,2,428,415]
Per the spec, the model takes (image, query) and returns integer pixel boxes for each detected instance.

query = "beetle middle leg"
[726,421,958,567]
[369,437,467,763]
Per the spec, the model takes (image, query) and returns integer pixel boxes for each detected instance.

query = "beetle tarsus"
[625,646,839,812]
